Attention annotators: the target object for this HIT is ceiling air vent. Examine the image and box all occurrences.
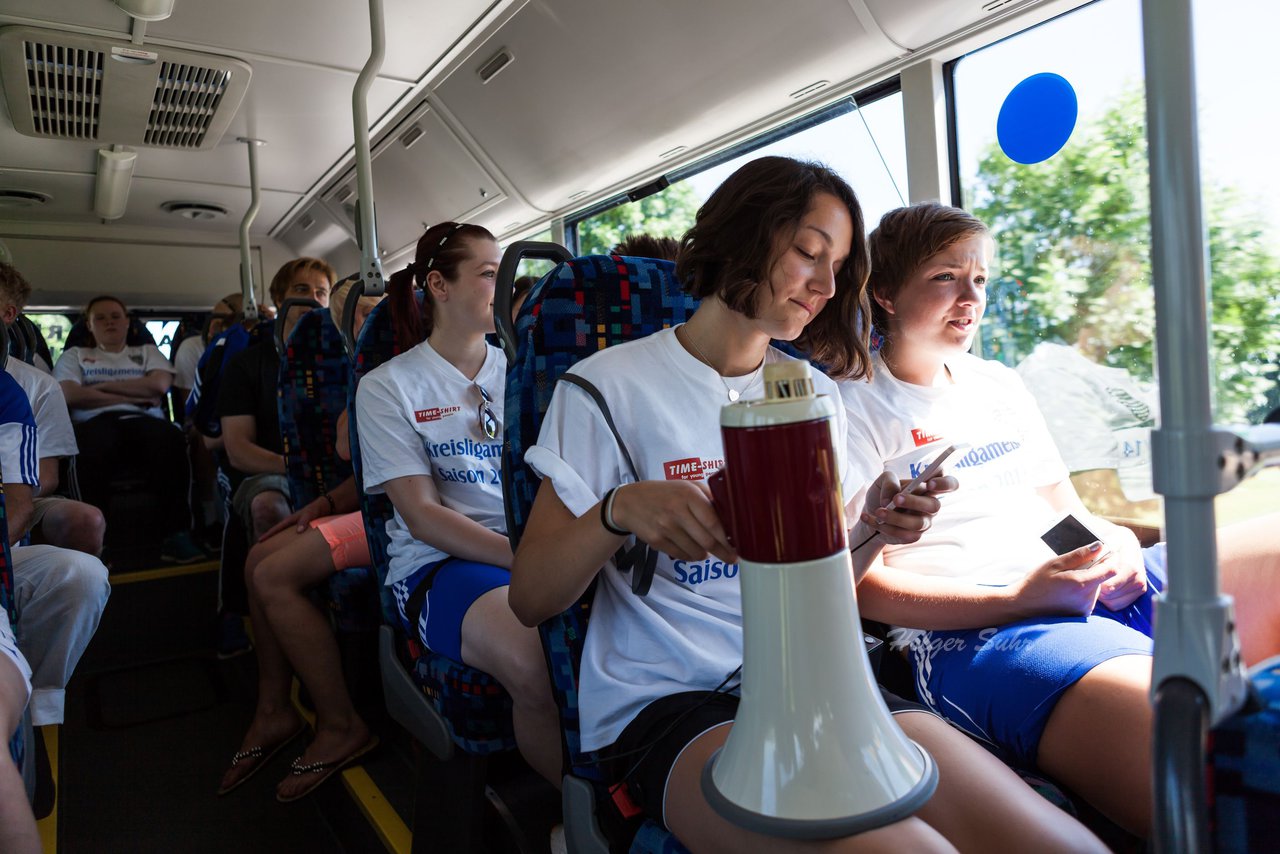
[981,0,1018,12]
[0,189,51,208]
[0,25,250,150]
[161,200,228,220]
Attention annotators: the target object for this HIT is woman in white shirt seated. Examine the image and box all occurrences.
[355,222,560,785]
[54,295,198,562]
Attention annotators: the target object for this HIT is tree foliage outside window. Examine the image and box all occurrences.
[574,181,700,256]
[970,89,1280,424]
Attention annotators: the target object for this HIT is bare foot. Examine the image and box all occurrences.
[275,718,375,802]
[218,707,304,794]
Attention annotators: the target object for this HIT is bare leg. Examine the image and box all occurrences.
[1217,514,1280,666]
[253,529,372,801]
[662,722,955,853]
[0,660,39,854]
[895,711,1105,853]
[218,530,303,792]
[460,587,562,786]
[1036,654,1153,837]
[31,500,105,556]
[249,490,290,542]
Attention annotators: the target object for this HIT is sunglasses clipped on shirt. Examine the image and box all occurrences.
[476,383,498,440]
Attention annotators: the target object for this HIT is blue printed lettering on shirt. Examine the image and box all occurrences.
[424,438,502,461]
[672,559,739,585]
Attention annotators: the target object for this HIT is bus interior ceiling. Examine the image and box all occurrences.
[0,0,1080,310]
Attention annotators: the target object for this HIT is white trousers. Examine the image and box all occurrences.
[12,545,110,726]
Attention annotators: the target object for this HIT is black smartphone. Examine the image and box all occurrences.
[1041,513,1100,556]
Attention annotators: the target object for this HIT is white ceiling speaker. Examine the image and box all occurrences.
[161,200,229,221]
[704,361,938,838]
[0,189,52,208]
[113,0,176,22]
[94,147,137,220]
[0,25,251,150]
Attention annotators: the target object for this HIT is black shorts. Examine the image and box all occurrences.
[604,687,930,829]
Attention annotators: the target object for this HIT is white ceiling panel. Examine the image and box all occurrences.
[863,0,1027,49]
[436,0,895,211]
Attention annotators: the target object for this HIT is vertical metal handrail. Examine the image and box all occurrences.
[352,0,386,300]
[238,137,264,321]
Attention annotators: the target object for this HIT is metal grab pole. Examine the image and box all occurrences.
[1141,0,1249,850]
[238,137,265,321]
[352,0,386,299]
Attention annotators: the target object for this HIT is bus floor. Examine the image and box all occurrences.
[51,566,407,853]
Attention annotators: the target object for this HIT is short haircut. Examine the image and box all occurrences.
[675,156,871,380]
[867,203,990,334]
[611,234,679,262]
[268,257,337,306]
[0,262,32,312]
[84,294,128,316]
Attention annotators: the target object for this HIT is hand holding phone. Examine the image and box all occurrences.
[1041,513,1111,566]
[882,444,958,510]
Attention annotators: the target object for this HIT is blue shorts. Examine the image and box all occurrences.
[906,545,1167,767]
[391,558,510,662]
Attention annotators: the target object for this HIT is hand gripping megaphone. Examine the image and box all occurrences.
[703,361,937,839]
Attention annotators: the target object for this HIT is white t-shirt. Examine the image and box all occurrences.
[6,358,78,459]
[356,340,507,587]
[1016,342,1158,502]
[172,335,205,392]
[839,351,1069,593]
[53,344,175,422]
[527,327,853,752]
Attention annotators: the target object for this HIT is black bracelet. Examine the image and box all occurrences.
[600,486,629,536]
[320,492,336,514]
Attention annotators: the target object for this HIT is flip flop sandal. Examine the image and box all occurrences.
[276,735,380,803]
[216,725,306,796]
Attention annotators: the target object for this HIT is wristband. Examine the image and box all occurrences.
[320,492,336,514]
[600,486,629,536]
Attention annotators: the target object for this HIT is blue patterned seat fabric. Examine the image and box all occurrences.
[0,471,22,767]
[504,254,697,854]
[348,295,516,754]
[1210,656,1280,851]
[278,308,379,633]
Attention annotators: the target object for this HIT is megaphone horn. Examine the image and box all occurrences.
[703,361,937,839]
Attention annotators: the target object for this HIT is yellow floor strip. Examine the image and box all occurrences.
[289,682,411,854]
[108,560,219,586]
[36,725,58,854]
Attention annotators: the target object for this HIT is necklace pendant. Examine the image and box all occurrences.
[727,388,740,402]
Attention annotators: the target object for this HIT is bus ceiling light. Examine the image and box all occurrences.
[113,0,176,21]
[703,361,937,838]
[94,147,137,220]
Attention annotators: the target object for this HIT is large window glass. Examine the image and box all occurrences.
[572,88,908,256]
[953,0,1280,528]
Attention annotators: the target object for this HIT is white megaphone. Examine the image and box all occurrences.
[703,361,937,839]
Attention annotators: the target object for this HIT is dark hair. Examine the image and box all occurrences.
[268,257,337,306]
[385,222,496,349]
[82,295,129,348]
[867,203,990,336]
[676,156,871,380]
[611,234,680,262]
[0,262,32,311]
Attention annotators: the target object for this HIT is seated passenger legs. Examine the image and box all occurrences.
[0,609,39,854]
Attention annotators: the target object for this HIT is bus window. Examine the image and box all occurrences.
[145,318,181,359]
[23,312,73,367]
[952,0,1280,529]
[572,87,907,254]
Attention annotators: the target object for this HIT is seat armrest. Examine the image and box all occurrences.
[562,774,611,854]
[378,625,453,760]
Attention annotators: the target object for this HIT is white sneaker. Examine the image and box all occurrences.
[549,823,567,854]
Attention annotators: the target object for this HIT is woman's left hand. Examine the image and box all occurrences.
[1096,528,1147,610]
[855,471,958,546]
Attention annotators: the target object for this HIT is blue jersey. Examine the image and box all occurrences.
[0,370,38,487]
[186,323,253,436]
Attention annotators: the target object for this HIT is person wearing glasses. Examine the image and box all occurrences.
[216,281,384,802]
[354,222,560,786]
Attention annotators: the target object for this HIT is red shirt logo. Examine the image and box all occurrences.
[415,406,461,423]
[663,457,705,481]
[911,428,942,447]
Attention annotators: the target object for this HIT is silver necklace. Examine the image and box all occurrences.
[681,327,764,403]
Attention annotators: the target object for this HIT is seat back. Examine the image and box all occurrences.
[0,324,23,769]
[277,307,379,633]
[63,315,151,350]
[502,253,696,850]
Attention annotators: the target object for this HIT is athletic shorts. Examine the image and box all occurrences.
[308,511,370,571]
[29,495,68,532]
[390,558,509,662]
[605,687,931,831]
[906,545,1167,767]
[231,473,290,533]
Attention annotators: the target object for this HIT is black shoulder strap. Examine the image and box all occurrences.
[555,373,656,596]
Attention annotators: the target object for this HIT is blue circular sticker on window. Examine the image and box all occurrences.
[997,73,1078,165]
